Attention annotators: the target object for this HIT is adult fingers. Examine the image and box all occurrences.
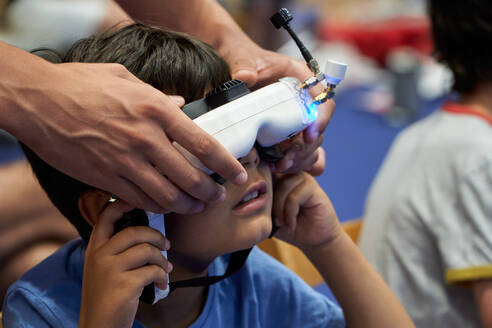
[274,134,323,174]
[304,98,335,143]
[256,53,312,88]
[233,70,259,88]
[221,42,259,87]
[90,199,134,248]
[110,175,164,213]
[161,107,247,185]
[144,136,227,205]
[117,243,172,273]
[106,225,169,256]
[120,155,205,214]
[284,150,319,175]
[306,147,326,176]
[271,56,335,144]
[168,95,185,107]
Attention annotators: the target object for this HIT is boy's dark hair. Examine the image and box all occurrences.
[22,23,231,242]
[427,0,492,94]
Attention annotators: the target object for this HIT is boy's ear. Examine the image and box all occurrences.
[78,191,112,227]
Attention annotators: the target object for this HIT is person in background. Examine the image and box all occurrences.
[359,0,492,327]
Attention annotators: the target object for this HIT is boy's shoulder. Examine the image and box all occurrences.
[2,239,86,327]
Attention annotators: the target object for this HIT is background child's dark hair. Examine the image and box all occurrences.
[22,23,232,242]
[427,0,492,95]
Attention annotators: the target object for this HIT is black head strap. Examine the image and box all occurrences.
[169,248,252,292]
[139,248,253,303]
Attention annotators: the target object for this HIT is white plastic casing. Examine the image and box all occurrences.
[146,212,170,304]
[174,77,317,173]
[324,60,347,86]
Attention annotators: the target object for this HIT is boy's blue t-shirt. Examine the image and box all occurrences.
[3,239,345,328]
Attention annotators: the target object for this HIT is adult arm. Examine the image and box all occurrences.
[116,0,330,175]
[98,0,133,32]
[0,41,247,213]
[473,279,492,328]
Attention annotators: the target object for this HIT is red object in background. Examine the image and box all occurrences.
[318,17,432,66]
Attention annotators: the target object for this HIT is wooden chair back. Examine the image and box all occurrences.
[258,219,363,286]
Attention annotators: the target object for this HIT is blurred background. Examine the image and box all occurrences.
[0,0,453,307]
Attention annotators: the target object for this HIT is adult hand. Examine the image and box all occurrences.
[219,41,334,175]
[118,0,331,175]
[2,45,247,214]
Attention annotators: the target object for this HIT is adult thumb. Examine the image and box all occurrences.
[230,57,258,87]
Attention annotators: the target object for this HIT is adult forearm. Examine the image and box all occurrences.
[164,0,250,48]
[0,42,50,138]
[116,0,252,49]
[99,0,133,33]
[304,233,414,328]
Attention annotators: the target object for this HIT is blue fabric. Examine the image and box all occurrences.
[3,239,345,328]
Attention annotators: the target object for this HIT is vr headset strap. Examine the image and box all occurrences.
[168,247,253,292]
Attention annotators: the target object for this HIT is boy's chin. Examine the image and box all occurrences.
[231,219,273,252]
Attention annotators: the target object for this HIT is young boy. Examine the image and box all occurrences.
[2,24,413,328]
[359,1,492,327]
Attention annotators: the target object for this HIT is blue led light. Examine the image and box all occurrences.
[307,102,318,121]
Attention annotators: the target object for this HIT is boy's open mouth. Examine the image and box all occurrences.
[232,181,268,214]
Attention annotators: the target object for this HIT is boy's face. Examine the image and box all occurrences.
[164,147,273,262]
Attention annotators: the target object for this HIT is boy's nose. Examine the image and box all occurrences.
[239,148,260,169]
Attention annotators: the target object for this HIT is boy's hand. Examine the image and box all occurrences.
[272,172,343,252]
[79,200,172,328]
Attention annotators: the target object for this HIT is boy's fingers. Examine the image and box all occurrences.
[272,174,304,225]
[91,200,134,247]
[283,180,314,229]
[118,243,172,273]
[106,226,169,255]
[129,265,169,291]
